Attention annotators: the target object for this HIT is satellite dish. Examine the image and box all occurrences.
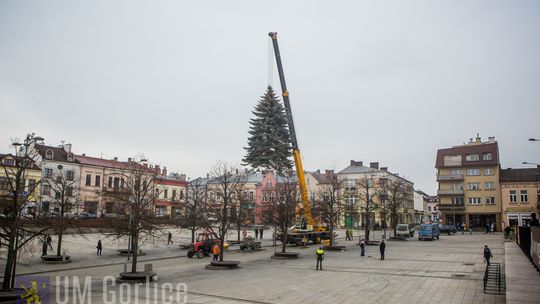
[57,165,63,170]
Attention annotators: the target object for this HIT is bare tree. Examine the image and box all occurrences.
[263,175,298,253]
[385,178,412,237]
[231,187,255,243]
[0,134,49,292]
[180,177,207,243]
[357,176,379,241]
[315,172,343,246]
[106,158,161,273]
[201,162,246,262]
[42,168,79,257]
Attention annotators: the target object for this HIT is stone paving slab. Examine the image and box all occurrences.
[505,242,540,304]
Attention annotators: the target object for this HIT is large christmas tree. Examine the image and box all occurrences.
[243,86,293,173]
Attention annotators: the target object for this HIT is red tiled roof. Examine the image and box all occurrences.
[76,155,150,172]
[435,142,499,168]
[35,144,77,163]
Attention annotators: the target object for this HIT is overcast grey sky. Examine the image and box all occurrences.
[1,1,539,194]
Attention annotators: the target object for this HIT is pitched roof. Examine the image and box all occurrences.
[338,165,380,175]
[35,144,77,164]
[500,167,540,183]
[309,171,334,184]
[0,153,41,170]
[75,155,149,171]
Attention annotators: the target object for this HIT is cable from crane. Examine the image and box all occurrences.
[268,35,274,88]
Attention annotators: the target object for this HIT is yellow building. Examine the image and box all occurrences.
[500,166,540,227]
[436,136,502,231]
[0,153,42,216]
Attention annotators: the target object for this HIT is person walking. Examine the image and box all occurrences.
[484,245,493,266]
[46,235,53,250]
[259,229,264,239]
[96,240,102,256]
[167,231,173,245]
[360,239,365,256]
[42,239,48,257]
[490,223,495,234]
[379,240,386,260]
[242,228,248,239]
[315,247,324,270]
[255,229,259,239]
[212,244,220,262]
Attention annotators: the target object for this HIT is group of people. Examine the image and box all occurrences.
[484,223,496,234]
[242,228,264,239]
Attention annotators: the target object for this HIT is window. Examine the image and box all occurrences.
[344,195,359,206]
[45,150,54,160]
[44,168,53,178]
[466,154,479,161]
[466,168,480,176]
[468,197,481,205]
[467,183,480,190]
[520,190,528,202]
[27,179,36,193]
[452,183,464,190]
[509,190,517,202]
[484,182,495,190]
[450,169,461,175]
[95,175,101,187]
[120,178,125,188]
[452,197,464,205]
[85,174,91,186]
[486,197,495,205]
[108,176,113,188]
[0,177,9,190]
[66,170,75,181]
[443,155,462,166]
[172,189,177,201]
[113,177,120,189]
[262,192,268,202]
[180,190,184,200]
[5,159,14,166]
[66,186,73,197]
[484,168,493,176]
[483,153,493,161]
[164,189,168,199]
[249,191,254,200]
[428,206,432,212]
[345,179,357,190]
[42,185,51,196]
[266,180,272,188]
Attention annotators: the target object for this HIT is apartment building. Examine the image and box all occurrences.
[435,135,502,231]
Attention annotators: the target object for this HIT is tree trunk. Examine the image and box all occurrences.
[237,221,241,242]
[1,225,16,291]
[219,235,225,262]
[56,232,63,257]
[281,230,287,253]
[191,228,195,244]
[329,221,334,246]
[131,231,139,273]
[365,213,370,241]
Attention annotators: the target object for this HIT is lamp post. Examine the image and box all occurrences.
[528,138,539,142]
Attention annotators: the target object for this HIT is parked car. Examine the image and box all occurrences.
[418,224,440,241]
[439,224,457,235]
[396,224,411,238]
[75,212,97,220]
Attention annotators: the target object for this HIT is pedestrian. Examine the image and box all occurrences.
[530,213,539,227]
[315,247,324,270]
[461,223,465,235]
[242,228,248,239]
[259,229,264,239]
[96,240,102,256]
[42,240,48,257]
[484,245,493,266]
[490,223,495,234]
[360,239,365,256]
[46,235,53,250]
[379,240,386,260]
[349,229,353,241]
[167,231,173,245]
[212,244,220,262]
[255,229,259,239]
[484,224,489,234]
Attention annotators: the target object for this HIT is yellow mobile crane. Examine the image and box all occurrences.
[269,32,329,244]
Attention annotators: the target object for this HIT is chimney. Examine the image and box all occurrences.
[162,166,167,177]
[63,143,72,153]
[128,157,132,162]
[475,133,481,143]
[206,173,209,178]
[325,170,334,175]
[488,136,495,143]
[235,168,239,174]
[380,167,388,171]
[350,160,363,166]
[370,162,379,169]
[154,165,160,175]
[82,153,86,157]
[113,157,118,161]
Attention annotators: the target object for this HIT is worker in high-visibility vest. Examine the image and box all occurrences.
[315,247,324,270]
[212,244,220,261]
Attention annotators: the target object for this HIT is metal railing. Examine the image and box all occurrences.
[484,262,505,295]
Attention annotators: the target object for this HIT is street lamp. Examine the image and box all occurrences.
[528,138,539,142]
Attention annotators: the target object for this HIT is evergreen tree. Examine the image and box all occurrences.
[243,86,293,173]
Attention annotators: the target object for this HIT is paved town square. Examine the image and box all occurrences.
[1,230,506,303]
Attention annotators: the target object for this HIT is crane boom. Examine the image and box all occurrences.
[268,32,315,227]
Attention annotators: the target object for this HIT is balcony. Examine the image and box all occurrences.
[437,204,465,212]
[437,189,464,195]
[436,174,464,182]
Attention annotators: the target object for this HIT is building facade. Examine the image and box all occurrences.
[500,166,540,227]
[435,136,502,231]
[154,168,188,218]
[425,196,440,222]
[0,153,42,216]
